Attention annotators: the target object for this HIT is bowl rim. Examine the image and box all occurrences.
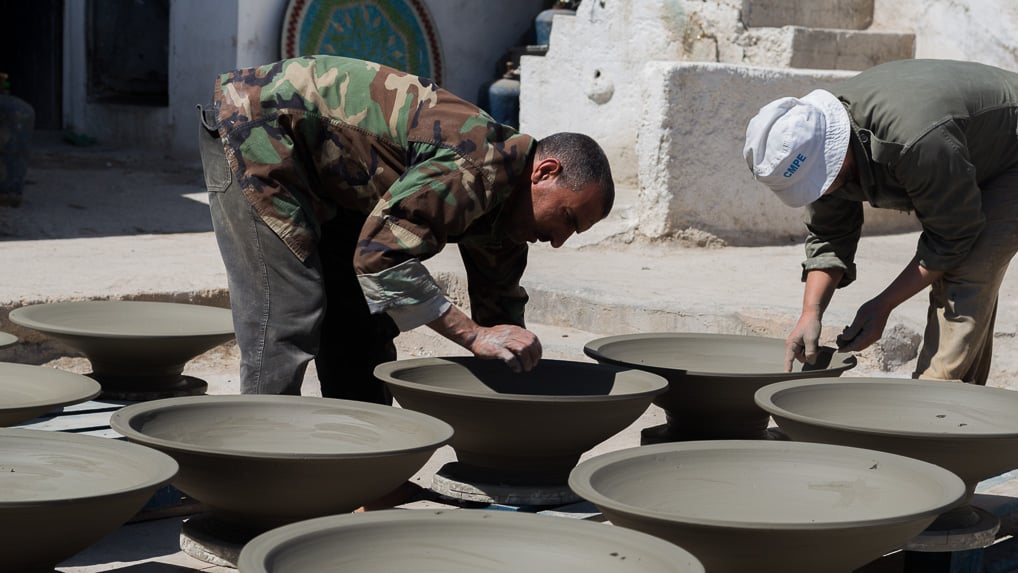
[374,356,669,403]
[0,331,16,348]
[8,300,236,339]
[109,394,455,459]
[568,439,966,531]
[583,332,857,379]
[237,508,706,573]
[0,362,102,413]
[755,377,1018,439]
[0,427,179,507]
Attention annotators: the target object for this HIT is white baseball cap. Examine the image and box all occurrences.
[743,89,851,208]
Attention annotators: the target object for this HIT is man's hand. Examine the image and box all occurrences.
[469,325,543,373]
[427,305,543,372]
[837,298,891,352]
[785,313,823,372]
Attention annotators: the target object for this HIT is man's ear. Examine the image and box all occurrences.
[531,157,562,183]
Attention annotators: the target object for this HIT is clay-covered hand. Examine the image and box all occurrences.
[785,314,823,372]
[837,299,890,352]
[469,324,543,373]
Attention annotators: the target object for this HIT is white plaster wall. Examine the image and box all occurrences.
[238,0,290,68]
[871,0,1018,71]
[64,0,241,159]
[520,0,690,187]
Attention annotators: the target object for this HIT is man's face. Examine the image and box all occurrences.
[509,174,606,247]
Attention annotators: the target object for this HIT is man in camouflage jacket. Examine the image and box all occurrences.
[197,55,614,403]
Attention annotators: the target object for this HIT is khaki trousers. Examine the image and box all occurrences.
[914,167,1018,385]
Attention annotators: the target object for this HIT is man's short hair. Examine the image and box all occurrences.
[535,132,615,218]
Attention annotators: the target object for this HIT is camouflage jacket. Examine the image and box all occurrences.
[213,55,534,331]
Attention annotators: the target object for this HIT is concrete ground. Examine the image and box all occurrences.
[5,133,1018,571]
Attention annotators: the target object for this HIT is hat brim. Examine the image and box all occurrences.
[783,89,850,208]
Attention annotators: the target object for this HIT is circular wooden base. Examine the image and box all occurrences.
[905,505,1000,552]
[431,462,580,506]
[179,513,259,567]
[98,374,207,401]
[639,422,787,445]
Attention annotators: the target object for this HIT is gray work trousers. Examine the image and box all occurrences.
[913,167,1018,385]
[196,106,397,403]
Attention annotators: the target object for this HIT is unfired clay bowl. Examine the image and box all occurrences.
[756,377,1018,501]
[374,356,668,483]
[110,395,454,531]
[0,331,17,348]
[0,362,102,426]
[8,300,235,395]
[0,428,179,572]
[237,509,705,573]
[569,440,965,573]
[584,332,856,440]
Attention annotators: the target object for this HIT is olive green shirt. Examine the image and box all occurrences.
[804,59,1018,286]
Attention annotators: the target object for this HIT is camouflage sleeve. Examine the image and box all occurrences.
[356,259,452,330]
[457,237,528,327]
[353,143,498,330]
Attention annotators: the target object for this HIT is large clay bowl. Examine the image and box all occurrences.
[569,440,966,573]
[109,395,453,530]
[0,331,17,348]
[0,362,102,426]
[374,356,668,483]
[238,509,704,573]
[584,332,856,439]
[756,377,1018,499]
[0,428,178,572]
[8,300,235,393]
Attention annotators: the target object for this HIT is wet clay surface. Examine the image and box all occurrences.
[569,440,966,573]
[375,357,667,482]
[0,362,100,426]
[0,429,178,572]
[8,301,235,392]
[584,333,856,439]
[110,395,454,530]
[757,378,1018,492]
[237,509,706,573]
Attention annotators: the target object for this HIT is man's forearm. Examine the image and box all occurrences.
[802,268,844,318]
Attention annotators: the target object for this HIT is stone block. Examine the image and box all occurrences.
[742,0,874,30]
[786,27,916,71]
[634,61,919,245]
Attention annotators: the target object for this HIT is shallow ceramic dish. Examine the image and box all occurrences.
[374,356,667,483]
[0,428,179,572]
[569,440,965,573]
[756,377,1018,498]
[584,332,856,440]
[8,300,235,394]
[0,362,102,426]
[237,508,705,573]
[110,395,454,530]
[0,331,17,348]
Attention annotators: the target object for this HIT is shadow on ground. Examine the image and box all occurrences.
[0,130,211,240]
